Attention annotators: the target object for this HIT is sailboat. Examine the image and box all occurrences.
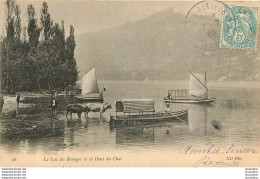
[75,68,104,103]
[164,72,216,104]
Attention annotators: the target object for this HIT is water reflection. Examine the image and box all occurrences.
[115,127,155,145]
[113,119,189,149]
[65,121,77,149]
[0,81,260,153]
[188,104,208,136]
[170,103,224,143]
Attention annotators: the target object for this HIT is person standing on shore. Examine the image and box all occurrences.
[0,96,4,113]
[16,92,20,109]
[49,94,58,115]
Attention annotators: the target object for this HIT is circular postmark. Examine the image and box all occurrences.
[186,1,236,51]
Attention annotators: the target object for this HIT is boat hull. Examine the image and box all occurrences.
[75,96,103,103]
[164,98,216,104]
[109,110,188,127]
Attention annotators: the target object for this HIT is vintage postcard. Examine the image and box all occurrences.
[0,0,260,167]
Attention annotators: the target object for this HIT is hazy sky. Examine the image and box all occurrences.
[0,0,192,37]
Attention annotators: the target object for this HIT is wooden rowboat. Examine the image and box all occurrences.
[109,99,188,127]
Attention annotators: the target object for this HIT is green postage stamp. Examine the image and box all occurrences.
[220,6,258,50]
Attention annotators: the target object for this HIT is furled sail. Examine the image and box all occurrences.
[189,72,208,99]
[82,68,99,96]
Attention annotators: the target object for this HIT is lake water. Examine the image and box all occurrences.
[0,81,260,154]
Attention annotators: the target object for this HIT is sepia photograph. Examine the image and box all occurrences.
[0,0,259,167]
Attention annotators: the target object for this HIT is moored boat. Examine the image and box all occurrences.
[109,99,188,127]
[164,72,216,104]
[75,68,104,103]
[164,98,216,104]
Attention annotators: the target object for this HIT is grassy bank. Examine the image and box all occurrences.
[0,92,70,140]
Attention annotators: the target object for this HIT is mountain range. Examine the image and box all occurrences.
[75,8,260,81]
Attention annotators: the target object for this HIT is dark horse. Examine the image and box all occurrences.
[66,104,89,119]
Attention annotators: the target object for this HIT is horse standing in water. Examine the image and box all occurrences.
[66,103,112,120]
[84,103,112,117]
[66,104,89,119]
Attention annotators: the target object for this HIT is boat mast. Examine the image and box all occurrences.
[0,44,1,97]
[205,72,208,99]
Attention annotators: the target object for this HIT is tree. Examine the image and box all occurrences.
[52,22,65,59]
[1,1,78,92]
[27,4,40,48]
[3,0,16,92]
[65,25,78,86]
[14,4,21,39]
[50,22,66,88]
[6,0,15,40]
[40,2,53,40]
[34,40,56,91]
[66,25,76,59]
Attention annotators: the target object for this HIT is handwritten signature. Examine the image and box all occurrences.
[178,144,258,155]
[193,155,239,167]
